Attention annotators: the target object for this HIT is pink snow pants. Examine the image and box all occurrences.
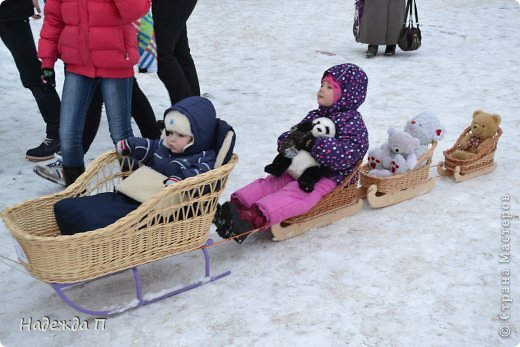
[231,173,337,226]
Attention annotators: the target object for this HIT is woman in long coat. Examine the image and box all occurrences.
[356,0,406,57]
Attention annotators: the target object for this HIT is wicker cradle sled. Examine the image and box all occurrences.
[358,141,438,208]
[2,151,238,315]
[438,127,502,182]
[270,162,364,241]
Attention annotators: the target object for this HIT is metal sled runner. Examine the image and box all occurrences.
[2,151,238,315]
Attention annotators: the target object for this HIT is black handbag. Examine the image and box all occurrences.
[398,0,422,51]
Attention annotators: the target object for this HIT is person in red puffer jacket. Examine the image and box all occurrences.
[38,0,151,186]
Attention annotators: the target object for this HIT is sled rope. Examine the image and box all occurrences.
[206,226,267,248]
[0,254,33,278]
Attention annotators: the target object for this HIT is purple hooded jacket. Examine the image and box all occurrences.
[278,63,369,184]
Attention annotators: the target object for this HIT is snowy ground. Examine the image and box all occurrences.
[1,0,520,346]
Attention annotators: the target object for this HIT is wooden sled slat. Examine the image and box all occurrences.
[365,178,436,209]
[453,163,497,182]
[269,163,364,241]
[360,141,438,208]
[437,160,452,176]
[439,127,502,182]
[270,199,363,241]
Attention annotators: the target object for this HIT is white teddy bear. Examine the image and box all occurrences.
[404,112,446,157]
[367,128,420,177]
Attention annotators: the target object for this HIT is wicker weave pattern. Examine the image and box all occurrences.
[2,151,238,283]
[282,163,361,224]
[442,127,502,174]
[359,142,437,193]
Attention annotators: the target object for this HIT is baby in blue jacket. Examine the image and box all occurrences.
[55,96,223,235]
[117,96,217,183]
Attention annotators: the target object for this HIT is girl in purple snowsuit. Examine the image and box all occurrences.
[214,63,369,243]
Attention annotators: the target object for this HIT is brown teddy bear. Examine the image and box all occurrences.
[452,110,501,160]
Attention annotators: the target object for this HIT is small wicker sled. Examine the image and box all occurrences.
[270,162,364,241]
[359,141,438,208]
[438,127,502,182]
[2,150,238,315]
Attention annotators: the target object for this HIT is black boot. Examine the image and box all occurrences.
[213,202,252,244]
[213,203,233,239]
[365,45,378,58]
[227,202,253,244]
[63,165,85,187]
[384,45,396,56]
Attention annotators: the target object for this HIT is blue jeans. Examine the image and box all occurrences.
[60,72,133,167]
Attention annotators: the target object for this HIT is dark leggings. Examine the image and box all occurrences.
[152,0,200,104]
[0,18,60,139]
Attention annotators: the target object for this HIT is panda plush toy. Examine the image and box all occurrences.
[265,117,336,192]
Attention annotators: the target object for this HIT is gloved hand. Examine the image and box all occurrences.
[116,139,131,156]
[41,68,56,88]
[293,131,315,152]
[279,138,297,158]
[295,120,313,132]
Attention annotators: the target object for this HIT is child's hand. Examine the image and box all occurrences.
[116,139,131,156]
[164,176,180,186]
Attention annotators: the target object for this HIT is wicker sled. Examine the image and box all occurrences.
[2,151,238,315]
[359,141,438,208]
[438,127,502,182]
[270,163,364,241]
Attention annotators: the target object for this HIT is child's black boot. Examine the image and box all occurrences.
[227,202,253,244]
[213,203,233,239]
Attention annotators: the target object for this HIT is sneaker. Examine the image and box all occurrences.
[26,137,60,161]
[33,155,65,186]
[365,45,378,58]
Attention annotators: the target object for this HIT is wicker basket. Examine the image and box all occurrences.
[442,127,502,175]
[281,162,361,225]
[2,151,238,284]
[360,141,437,193]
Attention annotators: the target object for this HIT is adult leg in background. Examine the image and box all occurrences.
[132,77,160,139]
[152,0,200,104]
[0,18,61,161]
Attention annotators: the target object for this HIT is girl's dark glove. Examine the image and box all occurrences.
[41,68,56,88]
[295,120,313,132]
[294,131,315,152]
